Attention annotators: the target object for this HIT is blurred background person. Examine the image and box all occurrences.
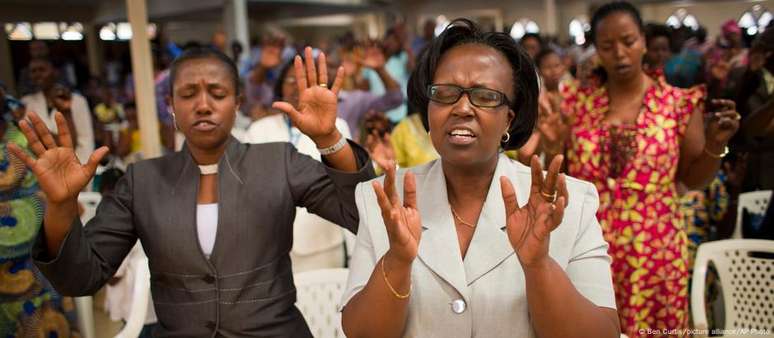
[21,57,94,166]
[361,28,414,124]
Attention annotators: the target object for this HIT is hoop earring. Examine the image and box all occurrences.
[501,131,510,143]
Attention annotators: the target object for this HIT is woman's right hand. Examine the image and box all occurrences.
[8,111,108,205]
[372,165,422,265]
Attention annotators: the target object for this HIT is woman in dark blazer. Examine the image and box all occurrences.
[9,47,375,337]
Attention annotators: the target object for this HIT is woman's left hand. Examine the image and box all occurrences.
[706,99,741,148]
[272,47,345,146]
[500,155,569,268]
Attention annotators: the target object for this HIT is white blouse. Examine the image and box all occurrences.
[196,203,218,258]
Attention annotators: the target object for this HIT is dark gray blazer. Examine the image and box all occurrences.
[33,137,375,337]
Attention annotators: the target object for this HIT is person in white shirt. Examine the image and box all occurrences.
[244,59,354,272]
[21,58,94,165]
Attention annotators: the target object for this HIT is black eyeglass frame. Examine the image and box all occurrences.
[427,84,512,108]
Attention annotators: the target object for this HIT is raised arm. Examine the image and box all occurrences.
[9,112,108,255]
[361,45,401,93]
[500,155,619,338]
[9,111,136,296]
[342,166,420,338]
[677,99,740,189]
[272,47,359,172]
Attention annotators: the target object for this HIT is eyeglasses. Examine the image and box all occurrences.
[427,84,511,108]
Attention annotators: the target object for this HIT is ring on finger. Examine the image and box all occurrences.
[319,83,328,88]
[540,190,557,203]
[733,113,741,120]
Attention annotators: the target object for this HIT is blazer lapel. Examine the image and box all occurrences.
[463,155,529,285]
[209,138,246,266]
[417,160,470,300]
[169,145,209,266]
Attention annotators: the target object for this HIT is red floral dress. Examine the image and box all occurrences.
[561,77,705,337]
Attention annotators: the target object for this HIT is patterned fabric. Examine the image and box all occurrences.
[0,124,78,337]
[561,77,705,337]
[681,173,729,269]
[680,172,729,331]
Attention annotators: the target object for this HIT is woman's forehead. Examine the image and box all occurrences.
[596,13,641,38]
[435,44,512,90]
[175,58,233,85]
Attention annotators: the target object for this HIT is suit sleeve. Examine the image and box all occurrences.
[32,165,138,296]
[564,182,617,309]
[284,141,376,234]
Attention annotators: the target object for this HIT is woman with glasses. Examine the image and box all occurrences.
[340,19,620,338]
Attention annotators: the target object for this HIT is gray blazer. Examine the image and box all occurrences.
[33,137,375,337]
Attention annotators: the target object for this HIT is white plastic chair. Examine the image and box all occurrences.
[73,192,102,338]
[294,268,349,338]
[114,255,151,338]
[732,190,772,239]
[691,239,774,337]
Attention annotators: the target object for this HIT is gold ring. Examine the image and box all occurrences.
[733,113,741,121]
[319,83,328,88]
[540,190,557,202]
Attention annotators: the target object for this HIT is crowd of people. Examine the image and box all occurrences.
[1,0,773,337]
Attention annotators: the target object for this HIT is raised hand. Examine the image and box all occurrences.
[360,45,386,70]
[536,92,568,155]
[366,130,395,172]
[706,99,740,148]
[272,47,344,145]
[373,166,421,265]
[500,155,569,268]
[8,111,109,205]
[49,84,73,113]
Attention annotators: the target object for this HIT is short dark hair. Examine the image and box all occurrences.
[645,23,672,47]
[520,33,543,46]
[407,18,539,150]
[168,46,240,96]
[535,48,559,68]
[590,1,644,44]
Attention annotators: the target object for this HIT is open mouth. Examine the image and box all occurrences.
[447,128,477,145]
[192,120,217,132]
[615,64,632,74]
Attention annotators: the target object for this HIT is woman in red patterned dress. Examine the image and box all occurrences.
[539,2,741,337]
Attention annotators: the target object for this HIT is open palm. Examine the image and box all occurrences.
[8,111,108,204]
[360,46,386,69]
[500,155,568,267]
[272,47,344,141]
[373,165,422,264]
